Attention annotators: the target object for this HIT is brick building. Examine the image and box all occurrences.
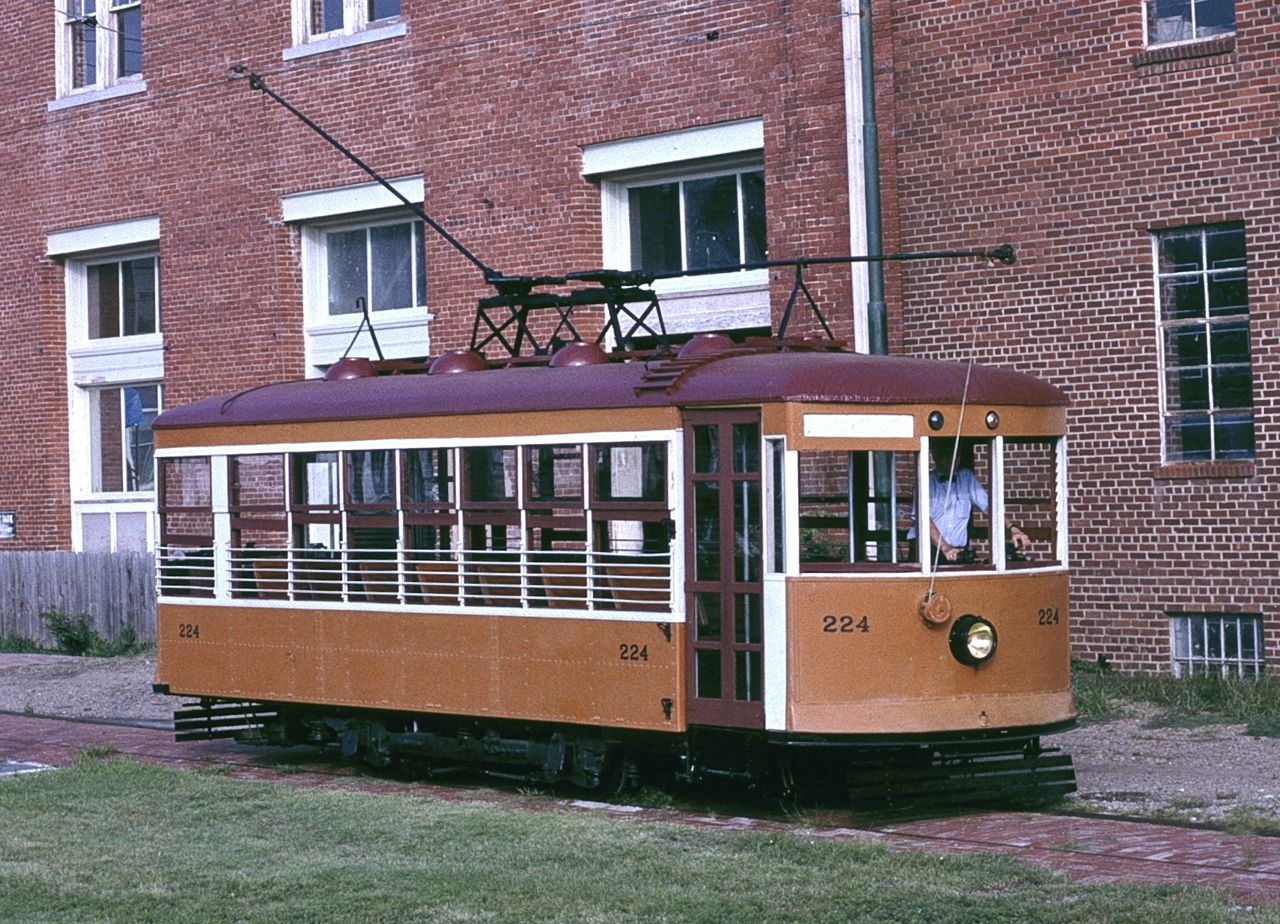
[0,0,1273,676]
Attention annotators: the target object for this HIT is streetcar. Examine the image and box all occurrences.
[152,331,1075,805]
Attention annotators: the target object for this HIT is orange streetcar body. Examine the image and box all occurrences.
[153,340,1075,799]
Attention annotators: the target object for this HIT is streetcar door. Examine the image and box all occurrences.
[684,410,764,728]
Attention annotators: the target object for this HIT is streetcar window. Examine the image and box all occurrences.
[592,443,666,506]
[345,450,397,602]
[159,457,212,546]
[291,452,341,550]
[525,444,588,609]
[157,457,213,598]
[526,444,583,508]
[1002,439,1062,567]
[229,454,287,598]
[925,438,993,568]
[402,449,458,606]
[798,450,918,570]
[462,446,517,507]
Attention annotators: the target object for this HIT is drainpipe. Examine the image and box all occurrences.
[860,0,887,355]
[840,0,887,355]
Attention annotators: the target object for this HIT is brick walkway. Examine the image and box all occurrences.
[2,711,1278,906]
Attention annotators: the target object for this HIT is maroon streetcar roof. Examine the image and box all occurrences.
[153,350,1066,431]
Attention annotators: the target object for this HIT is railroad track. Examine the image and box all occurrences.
[2,711,1279,905]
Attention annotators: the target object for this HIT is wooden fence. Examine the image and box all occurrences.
[0,552,155,645]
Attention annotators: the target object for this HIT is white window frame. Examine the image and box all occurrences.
[1153,224,1252,463]
[51,0,147,110]
[1143,0,1235,48]
[50,218,164,551]
[584,120,769,337]
[284,177,432,375]
[285,0,407,60]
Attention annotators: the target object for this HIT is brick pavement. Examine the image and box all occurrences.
[1,712,1277,906]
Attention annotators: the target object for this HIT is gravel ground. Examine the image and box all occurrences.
[2,653,1278,825]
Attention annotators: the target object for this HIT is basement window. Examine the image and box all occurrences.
[1170,612,1264,678]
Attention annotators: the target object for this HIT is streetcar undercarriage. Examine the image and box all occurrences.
[172,698,1076,809]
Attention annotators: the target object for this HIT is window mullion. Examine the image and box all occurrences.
[95,4,110,89]
[735,172,746,265]
[364,227,374,311]
[677,181,689,272]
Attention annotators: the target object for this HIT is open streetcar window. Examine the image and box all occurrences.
[525,444,588,609]
[162,437,678,614]
[403,448,459,605]
[798,450,918,571]
[157,457,213,597]
[345,449,398,602]
[1002,439,1063,567]
[229,454,288,599]
[923,438,995,568]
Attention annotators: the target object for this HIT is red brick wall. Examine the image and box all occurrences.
[879,0,1280,671]
[0,1,856,550]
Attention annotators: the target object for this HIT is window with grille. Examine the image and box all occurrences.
[1155,223,1252,461]
[1170,612,1264,678]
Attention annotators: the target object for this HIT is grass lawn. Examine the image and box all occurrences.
[1,755,1274,923]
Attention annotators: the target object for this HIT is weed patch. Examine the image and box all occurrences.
[1073,661,1280,725]
[37,610,148,657]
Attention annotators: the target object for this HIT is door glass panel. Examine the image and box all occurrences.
[694,482,721,580]
[735,650,762,702]
[732,422,759,473]
[735,593,761,644]
[733,480,760,582]
[693,425,718,473]
[696,649,722,699]
[695,592,721,641]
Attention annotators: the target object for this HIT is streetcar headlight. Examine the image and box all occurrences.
[949,615,998,666]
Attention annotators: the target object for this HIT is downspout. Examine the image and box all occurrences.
[860,0,888,355]
[840,0,887,355]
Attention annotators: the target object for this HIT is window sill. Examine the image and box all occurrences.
[48,80,147,113]
[1152,460,1255,480]
[1132,35,1235,67]
[283,21,407,61]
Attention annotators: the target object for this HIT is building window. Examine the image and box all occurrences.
[1145,0,1234,46]
[1170,613,1263,678]
[56,0,143,99]
[321,219,425,317]
[50,219,164,551]
[288,0,404,57]
[628,168,765,276]
[284,178,431,372]
[90,384,161,493]
[584,120,769,337]
[1156,223,1252,461]
[87,256,157,338]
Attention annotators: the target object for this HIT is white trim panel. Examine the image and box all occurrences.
[157,596,681,624]
[282,176,425,223]
[763,574,788,731]
[156,429,680,459]
[803,413,914,440]
[48,217,160,257]
[581,119,764,176]
[282,21,406,60]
